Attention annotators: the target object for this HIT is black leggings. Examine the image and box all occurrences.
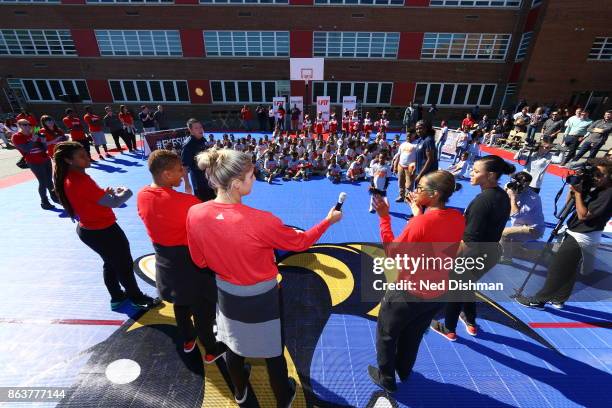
[225,348,290,407]
[534,234,582,303]
[29,159,54,203]
[123,129,137,151]
[77,223,144,301]
[444,302,477,332]
[173,299,218,353]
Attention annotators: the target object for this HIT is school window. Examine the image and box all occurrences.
[210,81,278,103]
[413,83,497,107]
[429,0,521,7]
[199,0,288,3]
[0,0,59,2]
[95,30,182,57]
[313,32,399,59]
[0,30,75,56]
[109,80,189,102]
[8,79,90,102]
[314,0,403,5]
[204,31,289,57]
[87,0,172,3]
[421,33,511,60]
[588,37,612,60]
[515,32,533,61]
[311,81,393,105]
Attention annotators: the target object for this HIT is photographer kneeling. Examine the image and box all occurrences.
[500,172,545,264]
[516,159,612,310]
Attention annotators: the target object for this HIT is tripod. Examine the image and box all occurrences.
[511,194,576,298]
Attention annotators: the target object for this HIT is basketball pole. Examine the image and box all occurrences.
[305,79,309,118]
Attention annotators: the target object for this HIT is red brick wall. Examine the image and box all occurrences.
[71,29,100,57]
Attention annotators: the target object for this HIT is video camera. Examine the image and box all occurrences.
[506,171,532,194]
[566,161,596,190]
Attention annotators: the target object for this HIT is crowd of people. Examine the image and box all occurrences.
[4,101,612,405]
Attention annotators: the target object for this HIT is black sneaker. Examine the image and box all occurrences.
[50,191,61,204]
[367,365,397,393]
[548,301,565,310]
[110,292,128,311]
[41,201,55,210]
[130,294,162,309]
[285,377,297,407]
[515,295,545,310]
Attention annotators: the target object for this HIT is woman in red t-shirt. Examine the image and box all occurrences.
[137,149,223,363]
[11,119,58,209]
[118,105,136,152]
[53,141,159,310]
[186,149,342,406]
[367,170,465,393]
[39,115,67,157]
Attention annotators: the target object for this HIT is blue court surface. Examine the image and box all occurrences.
[0,132,610,408]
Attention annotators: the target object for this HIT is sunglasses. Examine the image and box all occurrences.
[415,185,435,193]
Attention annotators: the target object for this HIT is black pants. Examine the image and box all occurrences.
[77,223,144,301]
[29,159,54,203]
[574,140,605,161]
[174,299,218,353]
[376,290,442,387]
[195,185,216,202]
[268,116,275,131]
[444,302,477,332]
[534,234,582,303]
[258,117,267,131]
[532,187,541,194]
[226,348,290,407]
[561,136,580,164]
[123,130,137,151]
[110,129,126,151]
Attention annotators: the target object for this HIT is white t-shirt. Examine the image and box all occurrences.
[398,141,417,167]
[371,162,390,190]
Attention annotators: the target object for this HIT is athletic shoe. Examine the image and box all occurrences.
[285,377,297,407]
[459,312,478,336]
[203,342,226,364]
[233,363,252,405]
[515,295,545,310]
[110,292,128,311]
[367,365,397,393]
[106,154,113,159]
[41,201,55,210]
[369,206,376,214]
[395,196,404,203]
[430,320,457,341]
[548,301,565,310]
[130,295,162,310]
[183,339,197,353]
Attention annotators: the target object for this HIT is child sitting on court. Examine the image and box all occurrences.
[263,151,281,183]
[347,155,366,182]
[294,152,312,181]
[283,152,301,181]
[447,151,470,180]
[327,156,342,183]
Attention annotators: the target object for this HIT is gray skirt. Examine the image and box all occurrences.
[91,131,106,146]
[216,277,282,358]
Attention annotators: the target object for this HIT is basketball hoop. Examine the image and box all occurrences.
[301,68,313,86]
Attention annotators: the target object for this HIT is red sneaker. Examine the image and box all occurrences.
[459,313,478,336]
[183,340,196,353]
[204,350,226,365]
[430,320,457,342]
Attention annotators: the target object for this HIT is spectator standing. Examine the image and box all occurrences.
[560,109,593,165]
[526,107,545,144]
[84,106,111,159]
[181,118,215,202]
[118,105,137,152]
[290,104,301,132]
[139,105,156,133]
[103,106,126,151]
[63,108,93,160]
[268,105,275,131]
[39,115,67,158]
[540,111,564,142]
[153,105,169,130]
[256,105,267,131]
[572,110,612,162]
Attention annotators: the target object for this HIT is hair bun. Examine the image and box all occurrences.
[504,162,516,175]
[454,182,463,192]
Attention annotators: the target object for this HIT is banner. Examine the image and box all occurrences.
[289,96,304,128]
[440,129,460,157]
[316,96,331,130]
[143,127,191,156]
[342,96,357,114]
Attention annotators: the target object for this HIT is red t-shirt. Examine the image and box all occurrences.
[187,201,330,286]
[461,118,475,129]
[16,113,38,127]
[84,113,103,132]
[119,112,134,126]
[380,208,465,299]
[64,170,116,230]
[241,108,253,121]
[40,127,65,157]
[63,116,85,141]
[329,119,338,133]
[11,131,48,164]
[137,186,201,246]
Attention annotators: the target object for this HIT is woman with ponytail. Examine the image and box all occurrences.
[53,142,159,310]
[367,171,465,393]
[431,155,513,340]
[39,115,67,157]
[186,148,342,407]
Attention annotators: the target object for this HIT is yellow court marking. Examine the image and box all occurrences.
[367,303,381,318]
[279,252,355,306]
[127,301,176,332]
[312,244,360,254]
[138,255,157,283]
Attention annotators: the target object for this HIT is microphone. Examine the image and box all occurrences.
[335,192,347,211]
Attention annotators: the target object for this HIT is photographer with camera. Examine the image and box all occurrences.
[500,172,545,264]
[513,137,554,194]
[517,158,612,310]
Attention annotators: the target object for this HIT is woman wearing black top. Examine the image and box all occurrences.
[431,155,513,340]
